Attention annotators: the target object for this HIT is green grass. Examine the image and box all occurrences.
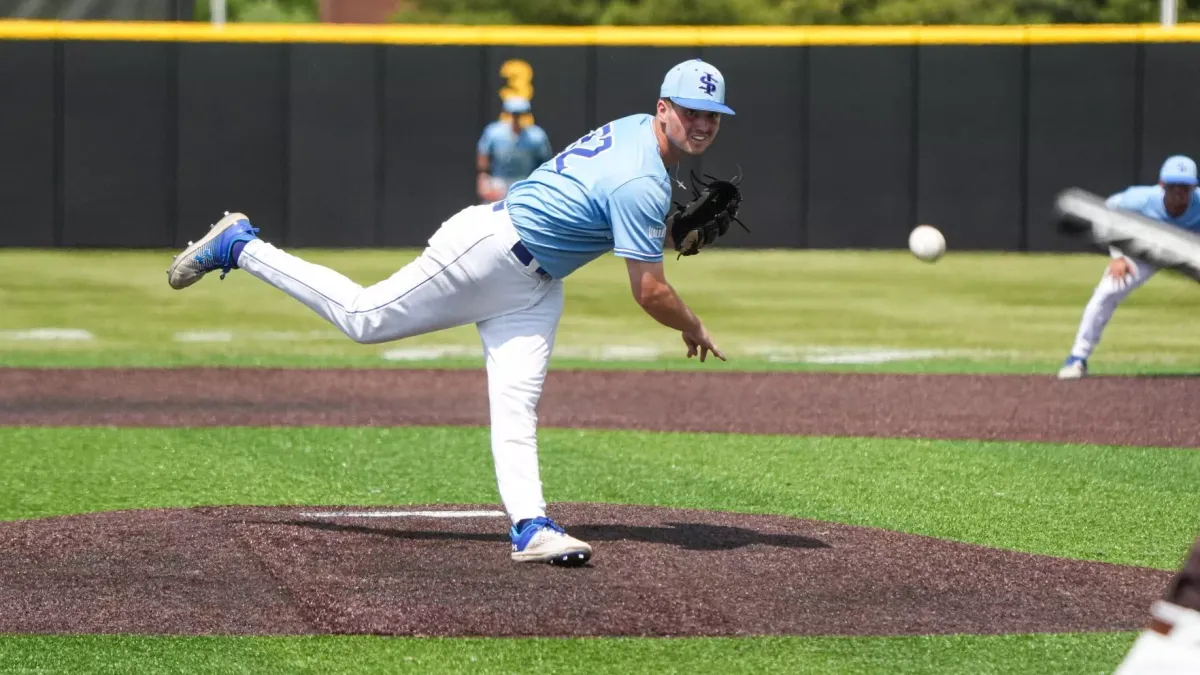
[0,633,1138,674]
[3,427,1195,569]
[0,424,1187,673]
[4,248,1200,372]
[2,247,1193,672]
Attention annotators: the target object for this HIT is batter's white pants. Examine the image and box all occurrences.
[1113,601,1200,674]
[237,203,564,524]
[1068,252,1159,359]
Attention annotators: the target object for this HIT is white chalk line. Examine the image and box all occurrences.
[380,344,669,361]
[777,349,951,365]
[0,328,94,341]
[382,344,1007,364]
[174,330,341,343]
[748,346,1004,364]
[381,345,478,360]
[298,510,506,519]
[175,330,233,343]
[166,330,1013,365]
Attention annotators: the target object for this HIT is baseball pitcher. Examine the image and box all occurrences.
[1056,155,1200,379]
[165,59,745,567]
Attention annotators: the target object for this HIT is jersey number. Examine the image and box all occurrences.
[554,124,614,173]
[500,59,533,102]
[499,59,535,126]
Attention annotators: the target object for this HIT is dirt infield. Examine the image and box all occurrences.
[1,367,1198,447]
[0,503,1171,637]
[0,366,1190,638]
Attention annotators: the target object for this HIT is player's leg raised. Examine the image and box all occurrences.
[236,204,545,344]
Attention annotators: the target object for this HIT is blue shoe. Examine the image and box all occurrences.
[167,211,259,290]
[1057,355,1087,380]
[509,516,592,566]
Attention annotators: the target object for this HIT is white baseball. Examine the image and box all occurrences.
[908,225,946,262]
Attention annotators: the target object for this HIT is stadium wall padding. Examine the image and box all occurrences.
[1,37,1197,252]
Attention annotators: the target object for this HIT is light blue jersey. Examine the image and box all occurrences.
[1106,185,1200,230]
[477,121,553,184]
[504,114,672,280]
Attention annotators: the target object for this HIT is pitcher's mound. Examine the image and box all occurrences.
[0,503,1169,637]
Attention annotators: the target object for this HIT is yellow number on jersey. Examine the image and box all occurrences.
[499,59,535,126]
[500,59,533,100]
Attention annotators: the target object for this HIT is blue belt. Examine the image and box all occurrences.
[492,200,550,279]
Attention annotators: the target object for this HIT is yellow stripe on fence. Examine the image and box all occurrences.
[0,20,1199,46]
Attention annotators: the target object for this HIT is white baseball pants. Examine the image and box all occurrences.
[237,202,564,524]
[1067,252,1159,359]
[1113,601,1200,674]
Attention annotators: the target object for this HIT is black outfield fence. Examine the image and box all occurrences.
[1,22,1198,251]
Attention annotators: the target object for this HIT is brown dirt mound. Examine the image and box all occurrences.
[2,368,1198,447]
[0,503,1169,637]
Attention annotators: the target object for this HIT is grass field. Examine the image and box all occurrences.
[2,248,1197,674]
[4,248,1200,372]
[1,427,1193,673]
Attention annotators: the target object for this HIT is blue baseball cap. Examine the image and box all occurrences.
[660,59,735,116]
[502,96,531,114]
[1160,154,1198,186]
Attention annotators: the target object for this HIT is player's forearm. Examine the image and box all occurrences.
[635,282,702,333]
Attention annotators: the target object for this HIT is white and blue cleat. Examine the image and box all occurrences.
[167,211,259,290]
[510,516,592,566]
[1057,355,1088,380]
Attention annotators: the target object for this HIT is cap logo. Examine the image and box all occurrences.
[699,73,718,96]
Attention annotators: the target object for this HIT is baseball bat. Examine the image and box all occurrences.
[1054,187,1200,284]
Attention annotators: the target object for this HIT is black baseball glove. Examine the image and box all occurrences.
[666,170,749,258]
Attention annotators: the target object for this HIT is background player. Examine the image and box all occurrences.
[1057,155,1200,379]
[476,96,553,203]
[165,58,735,567]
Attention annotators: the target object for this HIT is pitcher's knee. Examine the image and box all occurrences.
[330,310,385,344]
[334,294,398,344]
[344,320,389,344]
